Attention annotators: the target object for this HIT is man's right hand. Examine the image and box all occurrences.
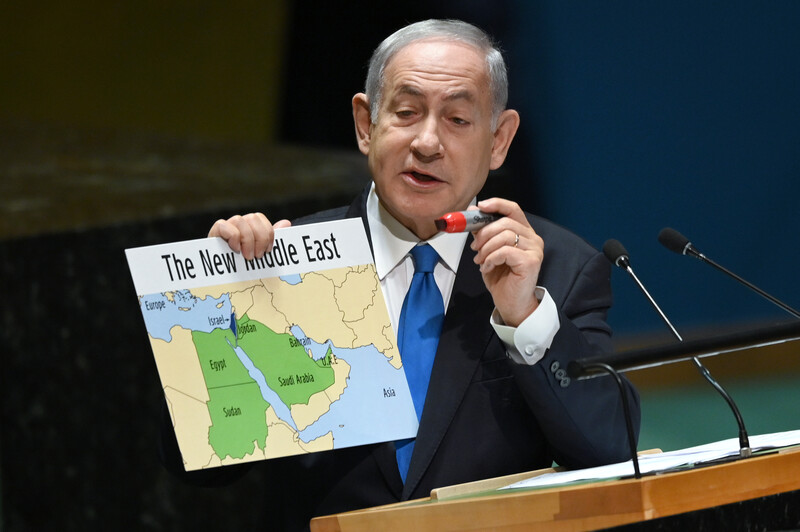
[208,213,292,260]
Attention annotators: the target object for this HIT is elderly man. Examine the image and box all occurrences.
[162,19,639,531]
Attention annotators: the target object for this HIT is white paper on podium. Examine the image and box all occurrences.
[501,429,800,491]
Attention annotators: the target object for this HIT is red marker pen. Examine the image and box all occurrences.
[435,211,503,233]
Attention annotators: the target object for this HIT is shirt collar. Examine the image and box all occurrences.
[366,183,469,280]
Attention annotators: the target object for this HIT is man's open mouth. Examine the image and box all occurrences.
[407,171,440,182]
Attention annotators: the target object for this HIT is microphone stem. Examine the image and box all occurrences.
[624,265,752,458]
[696,253,800,319]
[690,357,752,457]
[624,266,683,341]
[582,362,642,479]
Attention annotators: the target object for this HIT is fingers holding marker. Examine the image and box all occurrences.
[471,223,519,265]
[467,199,544,276]
[435,207,522,267]
[478,229,540,275]
[468,214,526,259]
[433,198,542,275]
[476,198,527,225]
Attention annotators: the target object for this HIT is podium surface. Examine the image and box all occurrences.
[311,446,800,531]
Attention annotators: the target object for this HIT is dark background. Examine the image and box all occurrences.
[2,1,799,530]
[279,1,800,337]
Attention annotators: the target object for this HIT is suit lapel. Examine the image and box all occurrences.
[401,240,495,499]
[344,186,373,256]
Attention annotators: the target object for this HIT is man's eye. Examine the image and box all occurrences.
[451,117,469,126]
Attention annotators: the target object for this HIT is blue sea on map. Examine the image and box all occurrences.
[279,274,302,285]
[299,355,416,445]
[289,325,331,361]
[283,325,417,446]
[141,291,232,341]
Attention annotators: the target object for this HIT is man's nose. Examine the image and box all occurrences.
[410,117,443,160]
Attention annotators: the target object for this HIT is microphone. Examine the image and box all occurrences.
[603,240,682,341]
[603,239,752,458]
[658,227,800,319]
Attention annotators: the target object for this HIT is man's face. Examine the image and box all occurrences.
[355,39,516,239]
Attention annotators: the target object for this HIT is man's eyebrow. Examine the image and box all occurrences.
[396,85,423,97]
[393,85,476,103]
[442,89,475,103]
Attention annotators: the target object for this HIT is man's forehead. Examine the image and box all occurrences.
[393,84,477,103]
[382,40,489,96]
[386,39,485,73]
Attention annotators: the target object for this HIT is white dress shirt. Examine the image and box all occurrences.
[366,184,560,365]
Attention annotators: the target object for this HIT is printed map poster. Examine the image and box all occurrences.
[126,218,418,471]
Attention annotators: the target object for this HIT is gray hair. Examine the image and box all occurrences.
[364,19,509,130]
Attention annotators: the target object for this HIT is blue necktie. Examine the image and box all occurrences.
[396,244,445,483]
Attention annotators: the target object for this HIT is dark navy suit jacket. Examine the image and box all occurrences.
[161,185,640,531]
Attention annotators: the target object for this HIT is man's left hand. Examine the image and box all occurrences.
[469,198,544,327]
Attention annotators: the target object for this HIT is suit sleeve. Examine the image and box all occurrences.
[510,250,641,469]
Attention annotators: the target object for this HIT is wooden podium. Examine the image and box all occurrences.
[310,446,800,531]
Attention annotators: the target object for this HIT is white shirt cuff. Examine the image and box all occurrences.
[490,287,560,366]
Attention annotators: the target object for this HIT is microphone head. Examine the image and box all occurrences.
[658,227,691,255]
[602,239,630,268]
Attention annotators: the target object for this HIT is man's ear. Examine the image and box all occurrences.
[352,93,372,156]
[489,109,521,170]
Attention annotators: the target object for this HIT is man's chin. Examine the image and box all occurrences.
[379,201,444,237]
[376,183,464,226]
[402,196,451,217]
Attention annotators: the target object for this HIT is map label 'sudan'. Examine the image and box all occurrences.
[126,219,418,471]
